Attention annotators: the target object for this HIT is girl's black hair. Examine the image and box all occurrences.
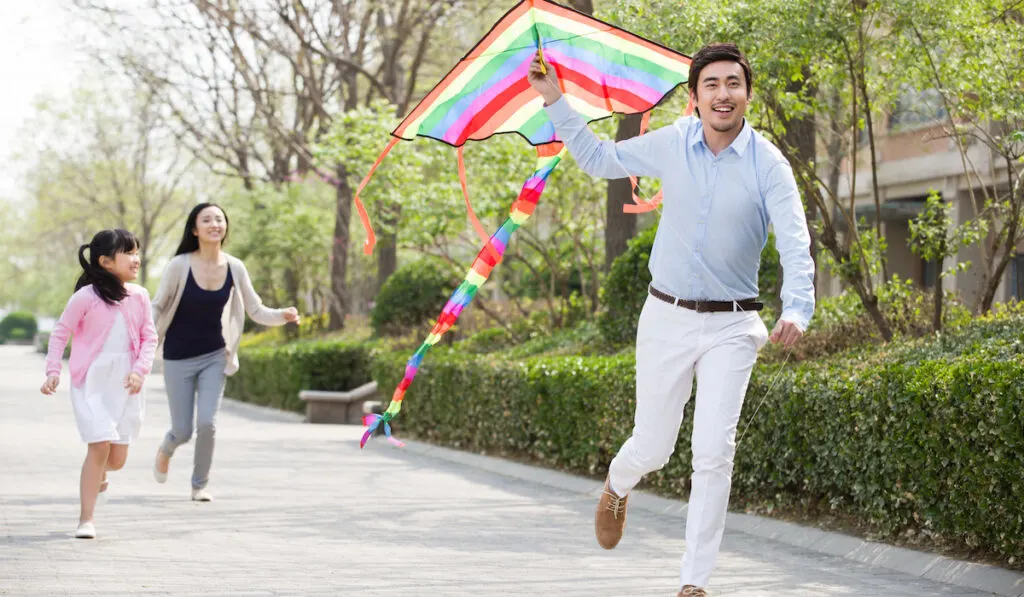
[175,203,229,255]
[75,229,140,305]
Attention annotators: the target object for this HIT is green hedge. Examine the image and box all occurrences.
[0,311,37,343]
[372,258,457,337]
[372,313,1024,564]
[225,340,372,413]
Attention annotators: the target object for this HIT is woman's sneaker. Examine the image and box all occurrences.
[191,488,213,502]
[74,521,96,539]
[153,450,169,484]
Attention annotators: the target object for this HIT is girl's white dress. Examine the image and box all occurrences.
[69,311,144,444]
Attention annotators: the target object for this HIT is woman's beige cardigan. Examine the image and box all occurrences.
[151,253,287,376]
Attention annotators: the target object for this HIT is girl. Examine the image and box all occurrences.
[152,203,298,502]
[42,229,158,539]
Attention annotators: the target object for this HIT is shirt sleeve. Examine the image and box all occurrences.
[151,256,180,327]
[45,292,88,377]
[764,161,816,331]
[235,260,288,327]
[132,289,158,377]
[543,96,676,180]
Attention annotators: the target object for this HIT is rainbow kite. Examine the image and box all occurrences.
[358,0,692,448]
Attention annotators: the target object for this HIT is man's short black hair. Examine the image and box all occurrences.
[687,43,753,116]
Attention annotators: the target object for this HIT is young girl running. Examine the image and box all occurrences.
[42,229,158,539]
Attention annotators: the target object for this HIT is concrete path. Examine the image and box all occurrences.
[1,345,1019,596]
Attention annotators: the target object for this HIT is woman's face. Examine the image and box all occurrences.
[193,206,227,245]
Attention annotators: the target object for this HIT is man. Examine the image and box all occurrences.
[528,43,815,596]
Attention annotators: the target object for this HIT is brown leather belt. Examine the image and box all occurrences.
[648,285,763,313]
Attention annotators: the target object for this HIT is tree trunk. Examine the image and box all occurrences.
[605,113,643,269]
[933,254,944,333]
[329,162,352,331]
[564,0,594,12]
[781,72,818,308]
[284,267,301,340]
[376,204,401,293]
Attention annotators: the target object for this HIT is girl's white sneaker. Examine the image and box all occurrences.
[74,522,96,539]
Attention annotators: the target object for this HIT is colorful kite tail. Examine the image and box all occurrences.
[360,143,567,449]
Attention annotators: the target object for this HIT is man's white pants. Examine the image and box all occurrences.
[608,295,768,589]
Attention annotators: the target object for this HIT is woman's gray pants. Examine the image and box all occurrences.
[159,349,227,490]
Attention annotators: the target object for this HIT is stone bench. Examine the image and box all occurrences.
[298,382,382,425]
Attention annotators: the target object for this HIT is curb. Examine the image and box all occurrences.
[366,436,1024,597]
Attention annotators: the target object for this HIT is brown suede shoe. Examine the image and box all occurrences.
[677,586,708,597]
[595,477,628,549]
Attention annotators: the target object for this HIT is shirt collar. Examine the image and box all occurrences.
[690,118,754,157]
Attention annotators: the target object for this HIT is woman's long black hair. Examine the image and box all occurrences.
[175,203,229,256]
[75,229,140,305]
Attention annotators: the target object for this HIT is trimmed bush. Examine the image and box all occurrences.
[372,258,457,337]
[373,311,1024,564]
[0,311,37,343]
[225,340,372,412]
[597,226,656,346]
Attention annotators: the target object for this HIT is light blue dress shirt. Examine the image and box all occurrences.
[544,97,816,330]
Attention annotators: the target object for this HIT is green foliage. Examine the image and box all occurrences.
[222,182,334,315]
[456,318,609,359]
[597,226,656,346]
[909,190,985,269]
[372,310,1024,565]
[224,340,372,413]
[0,312,38,343]
[760,278,973,363]
[371,258,457,337]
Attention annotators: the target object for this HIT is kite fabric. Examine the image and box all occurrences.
[356,0,692,447]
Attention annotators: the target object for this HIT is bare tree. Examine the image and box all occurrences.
[21,79,200,286]
[74,0,459,329]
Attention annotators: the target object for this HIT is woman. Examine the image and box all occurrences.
[151,203,299,501]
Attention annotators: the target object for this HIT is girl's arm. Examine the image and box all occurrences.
[235,259,289,327]
[45,291,88,378]
[133,289,159,377]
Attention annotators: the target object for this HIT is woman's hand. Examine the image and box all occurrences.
[283,307,301,325]
[124,372,144,395]
[41,376,60,395]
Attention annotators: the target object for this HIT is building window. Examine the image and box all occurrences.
[889,87,948,131]
[1013,254,1024,300]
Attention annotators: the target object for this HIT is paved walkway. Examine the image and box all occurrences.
[0,345,1012,596]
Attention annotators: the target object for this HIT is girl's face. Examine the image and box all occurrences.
[193,206,227,245]
[100,247,141,283]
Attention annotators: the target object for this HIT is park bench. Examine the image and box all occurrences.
[298,381,382,425]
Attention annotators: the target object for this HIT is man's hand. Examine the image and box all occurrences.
[769,320,803,348]
[528,53,563,106]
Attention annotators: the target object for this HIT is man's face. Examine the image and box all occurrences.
[689,60,750,134]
